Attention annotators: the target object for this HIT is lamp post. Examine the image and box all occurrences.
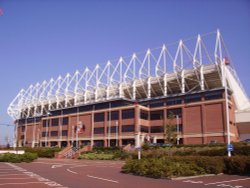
[24,117,27,147]
[71,125,74,147]
[59,110,63,148]
[0,123,13,148]
[32,114,38,148]
[45,112,51,147]
[176,115,180,145]
[115,121,118,147]
[108,102,111,147]
[223,58,231,157]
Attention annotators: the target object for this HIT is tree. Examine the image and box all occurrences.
[163,112,177,144]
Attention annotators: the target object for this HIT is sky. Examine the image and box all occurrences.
[0,0,250,144]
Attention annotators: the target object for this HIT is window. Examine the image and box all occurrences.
[122,125,135,132]
[50,131,58,137]
[79,105,92,112]
[205,92,222,100]
[150,126,163,133]
[177,124,183,132]
[51,118,59,126]
[94,127,104,134]
[34,117,41,123]
[111,100,132,108]
[42,132,47,137]
[94,140,104,147]
[94,113,105,122]
[106,126,119,133]
[140,110,148,120]
[18,119,25,125]
[166,98,182,106]
[107,111,119,120]
[64,108,77,115]
[150,110,163,120]
[21,126,25,132]
[149,102,164,108]
[42,120,48,127]
[95,103,109,110]
[62,130,68,136]
[27,118,34,124]
[205,92,223,100]
[184,94,201,103]
[140,125,149,133]
[122,109,134,119]
[50,142,58,147]
[140,102,148,107]
[167,108,182,118]
[62,117,69,125]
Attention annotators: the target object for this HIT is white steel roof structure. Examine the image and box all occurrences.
[7,30,250,120]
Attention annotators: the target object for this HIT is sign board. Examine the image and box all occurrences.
[227,144,234,152]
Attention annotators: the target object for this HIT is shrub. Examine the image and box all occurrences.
[143,144,250,157]
[122,156,249,178]
[79,147,132,160]
[197,148,227,156]
[24,147,61,158]
[223,156,250,175]
[0,153,22,163]
[233,145,250,156]
[79,153,114,160]
[122,157,206,178]
[0,152,37,163]
[92,146,121,153]
[194,157,224,174]
[113,150,132,160]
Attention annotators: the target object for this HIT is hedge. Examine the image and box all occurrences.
[122,156,250,178]
[224,156,250,175]
[79,147,130,160]
[79,153,115,160]
[138,144,250,158]
[92,146,121,153]
[24,148,61,158]
[0,152,38,163]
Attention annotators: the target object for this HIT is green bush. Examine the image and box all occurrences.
[122,156,250,178]
[113,150,132,160]
[197,148,227,156]
[79,153,115,160]
[24,147,61,158]
[223,156,250,175]
[233,145,250,156]
[79,147,131,160]
[122,157,206,178]
[140,144,250,157]
[92,146,121,153]
[21,152,38,162]
[194,157,224,174]
[0,152,37,163]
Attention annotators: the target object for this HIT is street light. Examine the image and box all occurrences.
[176,115,180,145]
[45,111,51,147]
[0,123,13,148]
[108,102,111,147]
[115,121,118,147]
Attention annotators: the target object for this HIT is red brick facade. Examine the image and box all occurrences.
[16,89,239,147]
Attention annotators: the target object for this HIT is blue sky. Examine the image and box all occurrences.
[0,0,250,144]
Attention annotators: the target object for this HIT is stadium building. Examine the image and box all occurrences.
[7,30,250,148]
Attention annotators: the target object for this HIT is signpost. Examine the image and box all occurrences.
[137,147,141,160]
[227,144,234,152]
